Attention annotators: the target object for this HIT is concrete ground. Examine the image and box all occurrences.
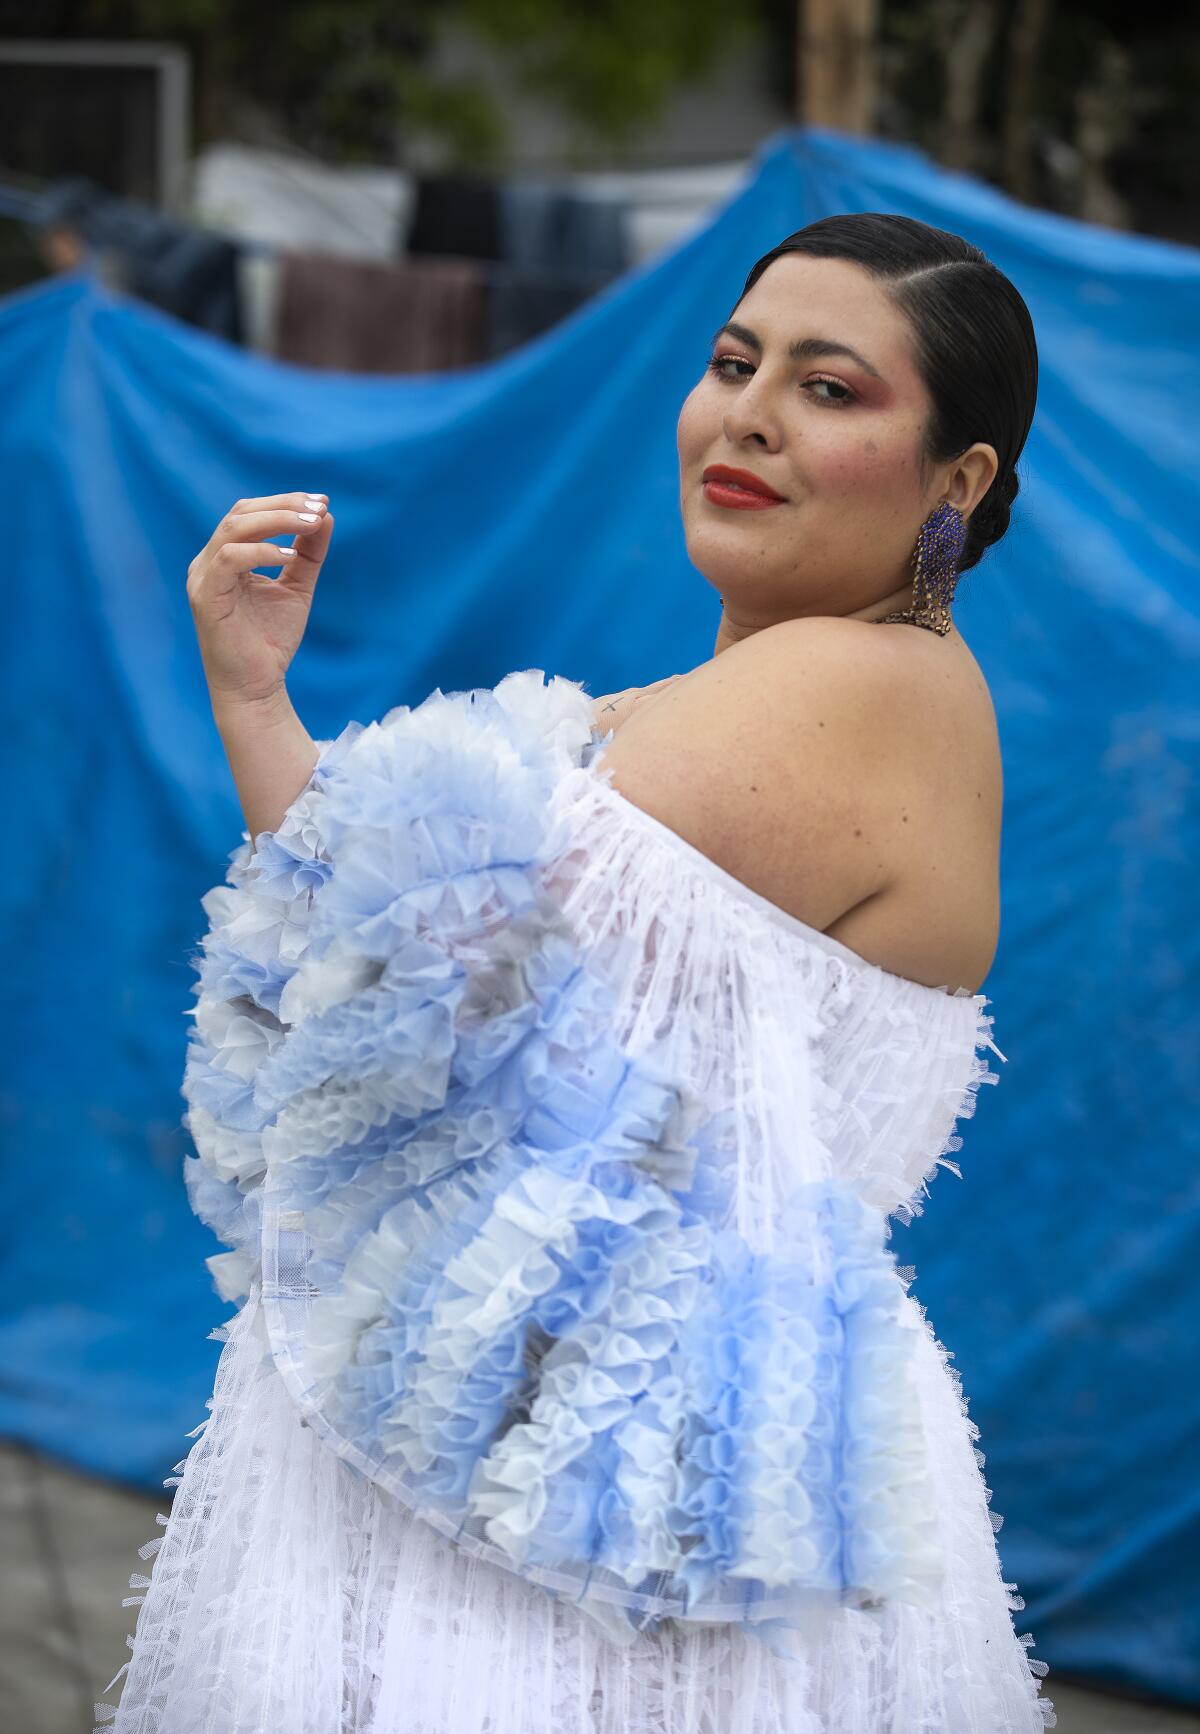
[1,1439,1195,1734]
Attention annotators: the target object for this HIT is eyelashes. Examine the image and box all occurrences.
[704,354,856,406]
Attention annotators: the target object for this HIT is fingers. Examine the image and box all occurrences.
[191,493,333,588]
[208,503,329,550]
[189,537,300,599]
[227,491,328,515]
[279,510,334,581]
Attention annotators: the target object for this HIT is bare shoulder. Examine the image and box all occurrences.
[591,617,1004,991]
[592,617,937,929]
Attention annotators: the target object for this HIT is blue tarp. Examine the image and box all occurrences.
[3,127,1198,1702]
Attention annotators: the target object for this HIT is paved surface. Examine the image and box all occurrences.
[1,1439,1195,1733]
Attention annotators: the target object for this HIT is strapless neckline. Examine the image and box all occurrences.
[582,749,985,1010]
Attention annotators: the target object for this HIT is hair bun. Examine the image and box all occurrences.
[961,465,1020,573]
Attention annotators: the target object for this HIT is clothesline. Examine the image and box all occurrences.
[2,149,747,369]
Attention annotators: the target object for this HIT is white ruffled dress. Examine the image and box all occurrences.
[97,669,1056,1733]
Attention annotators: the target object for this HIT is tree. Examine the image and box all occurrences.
[11,0,757,168]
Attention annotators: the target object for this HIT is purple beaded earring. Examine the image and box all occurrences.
[880,501,967,637]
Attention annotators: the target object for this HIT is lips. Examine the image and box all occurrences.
[702,464,786,510]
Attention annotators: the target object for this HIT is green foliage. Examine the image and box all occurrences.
[461,0,754,152]
[393,66,510,172]
[9,0,1196,236]
[34,0,755,167]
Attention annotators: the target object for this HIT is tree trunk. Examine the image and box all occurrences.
[1001,0,1051,203]
[1075,37,1133,229]
[935,0,1000,175]
[796,0,880,135]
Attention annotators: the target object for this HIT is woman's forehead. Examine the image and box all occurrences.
[734,256,922,385]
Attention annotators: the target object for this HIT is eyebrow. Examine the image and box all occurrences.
[710,320,884,382]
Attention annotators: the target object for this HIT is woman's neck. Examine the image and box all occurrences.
[712,578,924,657]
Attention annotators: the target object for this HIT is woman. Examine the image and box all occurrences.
[98,213,1055,1732]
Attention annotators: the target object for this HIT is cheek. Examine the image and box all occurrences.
[812,427,919,501]
[676,383,712,465]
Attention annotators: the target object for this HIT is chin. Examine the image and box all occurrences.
[684,526,786,591]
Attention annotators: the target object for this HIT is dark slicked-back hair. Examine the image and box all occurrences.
[733,213,1039,574]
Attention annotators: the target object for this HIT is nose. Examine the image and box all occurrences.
[721,372,783,451]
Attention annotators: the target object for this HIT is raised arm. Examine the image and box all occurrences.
[211,688,320,843]
[187,489,333,839]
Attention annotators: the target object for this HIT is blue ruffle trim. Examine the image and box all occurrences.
[182,669,942,1635]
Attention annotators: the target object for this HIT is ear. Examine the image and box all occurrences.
[942,442,999,520]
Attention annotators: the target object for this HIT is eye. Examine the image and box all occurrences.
[706,354,753,382]
[705,355,856,406]
[806,374,856,406]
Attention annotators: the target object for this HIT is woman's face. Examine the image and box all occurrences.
[677,253,958,623]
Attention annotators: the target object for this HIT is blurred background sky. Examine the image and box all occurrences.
[2,6,1199,1733]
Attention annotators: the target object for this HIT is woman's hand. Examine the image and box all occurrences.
[187,491,333,711]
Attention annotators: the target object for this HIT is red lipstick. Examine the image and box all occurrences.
[702,464,786,511]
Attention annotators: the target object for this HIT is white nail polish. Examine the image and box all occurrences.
[298,511,319,522]
[304,498,325,510]
[280,546,297,556]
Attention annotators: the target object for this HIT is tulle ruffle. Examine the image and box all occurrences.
[181,670,947,1642]
[96,1282,1055,1733]
[136,664,1059,1729]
